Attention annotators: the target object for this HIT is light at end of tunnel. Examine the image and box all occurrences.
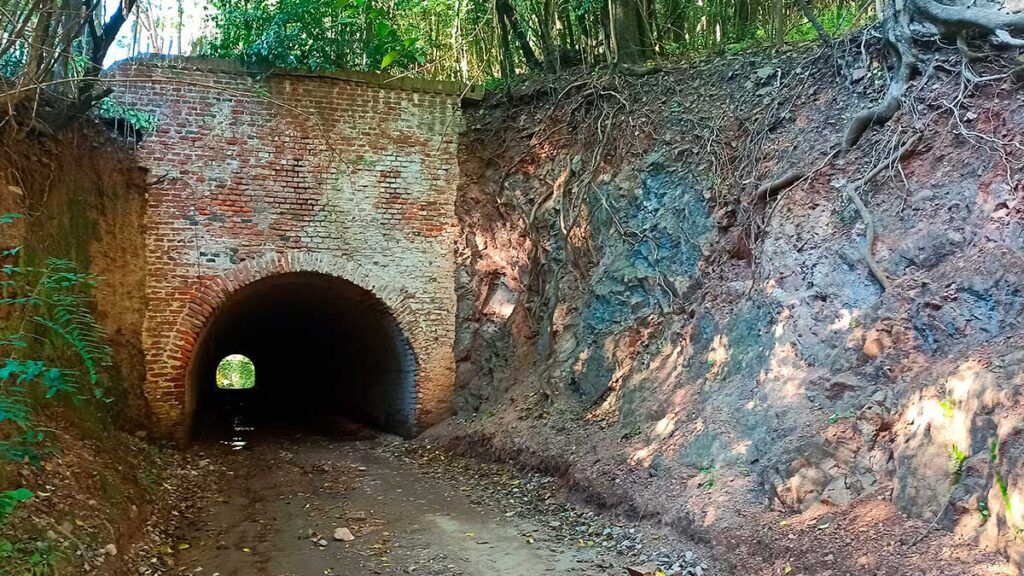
[216,353,256,390]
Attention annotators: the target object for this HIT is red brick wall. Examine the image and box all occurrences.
[106,57,465,438]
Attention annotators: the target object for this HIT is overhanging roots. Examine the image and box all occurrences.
[844,0,1024,149]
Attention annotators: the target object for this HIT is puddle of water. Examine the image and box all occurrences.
[222,413,253,450]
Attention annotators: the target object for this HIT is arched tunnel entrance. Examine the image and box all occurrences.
[187,272,417,439]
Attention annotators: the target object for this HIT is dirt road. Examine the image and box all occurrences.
[168,433,706,576]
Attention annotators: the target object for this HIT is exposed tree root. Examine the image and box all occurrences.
[843,0,917,149]
[844,133,921,291]
[844,0,1024,149]
[752,170,807,201]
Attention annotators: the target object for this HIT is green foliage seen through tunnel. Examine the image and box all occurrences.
[216,354,256,390]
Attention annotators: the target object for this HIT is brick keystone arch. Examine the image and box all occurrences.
[178,251,424,366]
[116,57,462,440]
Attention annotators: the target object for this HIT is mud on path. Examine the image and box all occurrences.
[169,433,709,576]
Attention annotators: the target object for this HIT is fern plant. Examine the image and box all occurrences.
[0,214,112,523]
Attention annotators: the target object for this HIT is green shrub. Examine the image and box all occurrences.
[0,214,112,523]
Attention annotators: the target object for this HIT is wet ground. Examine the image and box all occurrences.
[169,432,700,576]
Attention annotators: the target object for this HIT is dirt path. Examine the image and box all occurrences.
[169,434,705,576]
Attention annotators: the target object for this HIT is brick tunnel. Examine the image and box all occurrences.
[188,272,417,437]
[104,57,472,440]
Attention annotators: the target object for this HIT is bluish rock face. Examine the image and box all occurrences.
[567,165,714,404]
[582,166,712,337]
[449,65,1024,567]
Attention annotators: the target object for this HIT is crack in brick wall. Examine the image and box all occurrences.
[106,57,463,439]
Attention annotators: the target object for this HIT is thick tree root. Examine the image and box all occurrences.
[844,0,1024,149]
[752,170,806,201]
[844,134,921,291]
[843,68,909,150]
[844,0,917,149]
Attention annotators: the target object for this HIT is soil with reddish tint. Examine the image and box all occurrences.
[449,43,1024,574]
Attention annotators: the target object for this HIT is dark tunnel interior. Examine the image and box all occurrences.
[188,272,416,439]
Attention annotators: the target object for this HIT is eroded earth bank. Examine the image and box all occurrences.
[2,35,1024,576]
[447,44,1024,574]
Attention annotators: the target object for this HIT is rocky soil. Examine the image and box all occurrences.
[156,430,713,576]
[0,414,213,576]
[450,39,1024,573]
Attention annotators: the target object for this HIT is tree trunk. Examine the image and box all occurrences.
[452,0,469,80]
[494,0,516,80]
[538,0,558,71]
[558,1,576,53]
[177,0,184,55]
[600,0,614,64]
[733,0,752,42]
[641,0,659,54]
[796,0,830,43]
[363,0,376,68]
[771,0,785,46]
[25,0,54,79]
[496,0,542,70]
[608,0,651,64]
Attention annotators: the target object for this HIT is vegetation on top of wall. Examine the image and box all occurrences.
[95,96,161,140]
[195,0,426,72]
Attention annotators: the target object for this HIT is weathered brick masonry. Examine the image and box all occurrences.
[106,57,474,438]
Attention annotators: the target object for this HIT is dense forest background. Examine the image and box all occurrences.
[1,0,868,90]
[191,0,867,81]
[4,0,1024,131]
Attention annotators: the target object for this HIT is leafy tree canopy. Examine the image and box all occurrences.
[196,0,425,71]
[190,0,873,82]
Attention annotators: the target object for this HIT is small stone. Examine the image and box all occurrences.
[647,454,666,478]
[862,337,884,358]
[333,528,355,542]
[103,544,118,556]
[316,538,328,547]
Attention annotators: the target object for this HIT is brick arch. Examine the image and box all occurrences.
[156,251,431,439]
[177,251,424,358]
